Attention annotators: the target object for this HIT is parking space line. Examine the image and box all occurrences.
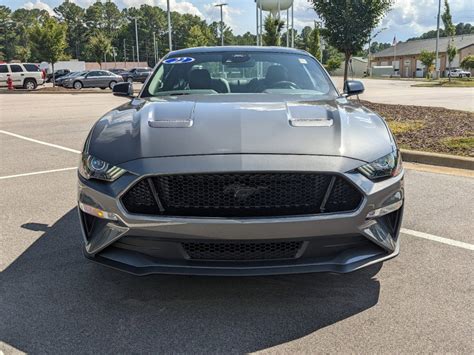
[0,129,81,154]
[0,167,77,180]
[401,228,474,251]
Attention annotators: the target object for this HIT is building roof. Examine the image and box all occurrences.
[373,34,474,58]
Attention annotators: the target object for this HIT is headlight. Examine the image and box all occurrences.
[357,150,402,180]
[79,154,126,182]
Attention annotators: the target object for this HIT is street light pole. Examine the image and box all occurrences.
[134,18,140,64]
[215,3,228,46]
[167,0,173,51]
[435,0,441,79]
[153,31,157,66]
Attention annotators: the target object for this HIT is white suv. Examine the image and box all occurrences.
[0,63,46,90]
[447,68,471,78]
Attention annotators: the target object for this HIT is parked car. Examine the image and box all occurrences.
[63,70,123,89]
[47,69,70,82]
[109,68,126,75]
[78,46,404,276]
[121,67,152,83]
[55,71,84,87]
[0,63,45,90]
[447,68,471,78]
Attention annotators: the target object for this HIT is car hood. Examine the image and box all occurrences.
[87,94,394,166]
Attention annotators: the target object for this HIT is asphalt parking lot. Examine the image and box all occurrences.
[1,93,473,354]
[332,77,474,111]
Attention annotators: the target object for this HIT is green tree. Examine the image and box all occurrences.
[85,32,112,68]
[419,50,436,79]
[325,56,342,74]
[185,25,211,48]
[442,0,456,80]
[29,17,67,85]
[263,15,284,46]
[54,0,86,59]
[308,26,321,61]
[460,55,474,70]
[310,0,393,82]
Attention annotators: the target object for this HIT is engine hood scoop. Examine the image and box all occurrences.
[147,101,195,128]
[88,95,392,165]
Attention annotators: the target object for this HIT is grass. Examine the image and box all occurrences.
[441,136,474,154]
[411,78,474,88]
[387,120,424,135]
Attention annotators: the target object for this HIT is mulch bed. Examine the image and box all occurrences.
[360,101,474,157]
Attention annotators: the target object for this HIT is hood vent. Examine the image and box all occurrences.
[147,101,195,128]
[287,102,334,127]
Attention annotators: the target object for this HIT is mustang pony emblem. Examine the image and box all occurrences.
[223,184,268,201]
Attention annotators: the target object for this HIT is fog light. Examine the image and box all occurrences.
[367,192,403,218]
[79,202,117,221]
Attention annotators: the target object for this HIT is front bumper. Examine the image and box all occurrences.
[78,154,404,276]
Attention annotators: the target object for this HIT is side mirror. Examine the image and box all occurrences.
[113,82,134,97]
[343,80,365,97]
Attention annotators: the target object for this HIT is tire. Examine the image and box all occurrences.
[100,87,106,90]
[73,81,83,90]
[109,80,117,89]
[23,79,37,90]
[127,77,133,84]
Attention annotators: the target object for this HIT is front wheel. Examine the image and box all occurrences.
[109,80,117,89]
[73,81,83,90]
[23,79,37,90]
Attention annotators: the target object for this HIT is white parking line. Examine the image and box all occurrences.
[0,129,81,154]
[0,167,77,180]
[401,228,474,251]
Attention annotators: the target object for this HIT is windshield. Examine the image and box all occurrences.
[144,51,336,98]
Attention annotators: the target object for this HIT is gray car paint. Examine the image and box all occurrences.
[87,94,394,167]
[78,46,403,275]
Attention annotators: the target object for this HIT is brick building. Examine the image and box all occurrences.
[371,34,474,78]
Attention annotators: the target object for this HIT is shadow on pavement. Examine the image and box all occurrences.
[1,209,381,353]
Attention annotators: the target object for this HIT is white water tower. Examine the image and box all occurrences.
[255,0,295,47]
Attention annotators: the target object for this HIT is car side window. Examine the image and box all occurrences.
[88,71,100,76]
[10,65,24,73]
[23,64,40,72]
[0,65,8,73]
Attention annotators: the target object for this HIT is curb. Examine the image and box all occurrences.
[401,149,474,171]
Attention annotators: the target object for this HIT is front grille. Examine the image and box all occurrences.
[182,241,303,261]
[121,172,362,217]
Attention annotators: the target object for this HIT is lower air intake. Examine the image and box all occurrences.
[182,241,304,261]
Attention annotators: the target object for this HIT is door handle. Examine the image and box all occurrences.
[21,74,24,76]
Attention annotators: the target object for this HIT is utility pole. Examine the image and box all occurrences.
[134,18,140,64]
[435,0,441,79]
[215,3,228,46]
[153,31,157,66]
[167,0,172,51]
[123,39,127,67]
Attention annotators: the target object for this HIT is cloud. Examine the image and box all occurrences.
[22,0,54,15]
[120,0,203,17]
[203,3,242,31]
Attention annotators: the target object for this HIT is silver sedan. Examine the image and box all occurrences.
[63,70,123,90]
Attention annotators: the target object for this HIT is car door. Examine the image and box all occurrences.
[0,64,9,87]
[97,71,111,87]
[9,64,25,87]
[84,71,100,87]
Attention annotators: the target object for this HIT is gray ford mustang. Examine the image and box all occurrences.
[78,46,404,276]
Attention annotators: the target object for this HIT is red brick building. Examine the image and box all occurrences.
[371,34,474,78]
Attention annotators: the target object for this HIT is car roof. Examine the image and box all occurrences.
[169,46,309,57]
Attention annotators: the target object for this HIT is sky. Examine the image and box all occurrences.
[1,0,473,43]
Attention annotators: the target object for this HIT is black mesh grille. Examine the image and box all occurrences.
[121,172,362,217]
[182,241,303,260]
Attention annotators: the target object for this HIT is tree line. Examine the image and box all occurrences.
[1,0,402,81]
